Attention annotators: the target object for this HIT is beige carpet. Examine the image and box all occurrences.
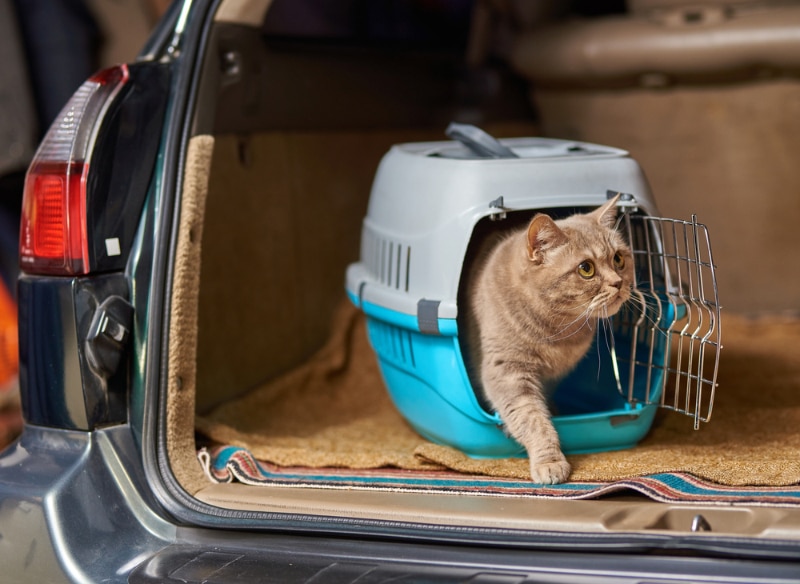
[196,300,800,486]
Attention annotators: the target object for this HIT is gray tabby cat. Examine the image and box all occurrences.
[468,194,634,484]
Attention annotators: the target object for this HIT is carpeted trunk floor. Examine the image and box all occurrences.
[196,300,800,487]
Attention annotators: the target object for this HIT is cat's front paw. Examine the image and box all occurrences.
[529,458,571,485]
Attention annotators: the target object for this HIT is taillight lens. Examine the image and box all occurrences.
[19,65,129,275]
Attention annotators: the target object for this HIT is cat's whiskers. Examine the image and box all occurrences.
[599,307,615,352]
[617,289,673,340]
[543,302,595,342]
[594,307,617,381]
[545,298,591,327]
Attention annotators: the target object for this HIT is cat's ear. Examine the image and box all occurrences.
[526,214,568,264]
[593,194,620,229]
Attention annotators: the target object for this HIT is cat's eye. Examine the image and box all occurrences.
[613,251,625,270]
[577,260,595,279]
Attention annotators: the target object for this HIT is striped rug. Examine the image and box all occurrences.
[199,445,800,507]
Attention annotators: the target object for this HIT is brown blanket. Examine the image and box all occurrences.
[197,301,800,486]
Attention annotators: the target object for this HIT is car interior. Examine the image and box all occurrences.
[158,0,800,541]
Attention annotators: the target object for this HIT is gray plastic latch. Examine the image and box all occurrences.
[417,299,441,335]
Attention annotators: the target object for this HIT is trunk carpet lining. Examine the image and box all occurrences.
[196,299,800,501]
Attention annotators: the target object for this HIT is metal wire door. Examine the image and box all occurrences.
[611,197,722,429]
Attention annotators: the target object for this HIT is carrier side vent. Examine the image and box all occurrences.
[362,228,411,292]
[366,319,416,369]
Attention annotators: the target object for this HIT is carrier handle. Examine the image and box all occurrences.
[445,122,519,159]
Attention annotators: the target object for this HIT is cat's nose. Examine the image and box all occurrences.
[610,277,623,290]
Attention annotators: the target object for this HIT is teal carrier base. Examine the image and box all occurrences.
[348,293,671,458]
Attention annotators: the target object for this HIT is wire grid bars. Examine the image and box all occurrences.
[610,205,722,429]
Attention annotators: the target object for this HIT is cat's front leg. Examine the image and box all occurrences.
[527,456,571,485]
[482,362,571,485]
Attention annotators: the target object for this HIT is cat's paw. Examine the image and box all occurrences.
[529,458,571,485]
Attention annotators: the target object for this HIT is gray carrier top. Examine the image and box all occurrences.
[346,135,659,323]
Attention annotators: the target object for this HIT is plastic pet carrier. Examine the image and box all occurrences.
[346,125,721,457]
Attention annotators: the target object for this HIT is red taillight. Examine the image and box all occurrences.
[22,161,89,273]
[19,65,129,275]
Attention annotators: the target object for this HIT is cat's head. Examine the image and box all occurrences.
[524,195,634,319]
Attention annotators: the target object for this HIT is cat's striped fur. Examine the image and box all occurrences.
[467,195,634,484]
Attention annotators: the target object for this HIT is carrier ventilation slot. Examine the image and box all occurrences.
[363,228,411,292]
[367,319,416,369]
[612,212,721,429]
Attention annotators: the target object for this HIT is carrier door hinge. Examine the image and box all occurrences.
[607,190,639,213]
[488,196,510,221]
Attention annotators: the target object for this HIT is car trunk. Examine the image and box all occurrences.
[156,0,800,551]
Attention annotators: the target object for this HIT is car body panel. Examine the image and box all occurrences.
[0,425,175,582]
